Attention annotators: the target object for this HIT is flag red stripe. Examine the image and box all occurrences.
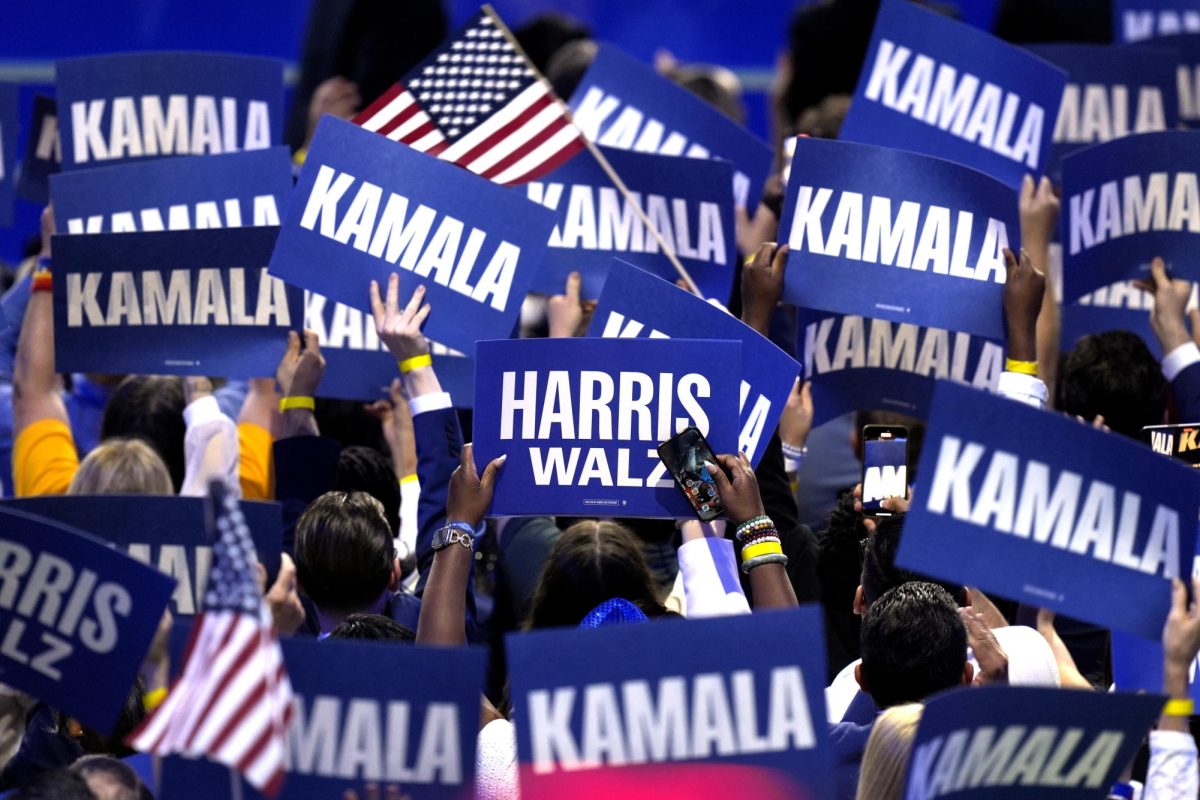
[452,94,555,168]
[480,116,570,180]
[352,83,404,126]
[375,100,420,137]
[181,624,258,750]
[399,120,440,147]
[425,139,449,157]
[208,675,268,754]
[236,723,275,775]
[498,135,586,186]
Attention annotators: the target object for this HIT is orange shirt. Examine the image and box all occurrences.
[13,419,79,497]
[238,422,273,500]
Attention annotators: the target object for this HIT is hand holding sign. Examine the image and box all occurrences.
[1003,247,1046,362]
[1134,256,1193,353]
[277,329,327,398]
[259,553,304,636]
[741,242,789,335]
[447,444,506,528]
[1162,577,1200,711]
[1019,175,1061,256]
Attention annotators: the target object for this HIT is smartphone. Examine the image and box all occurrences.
[658,427,725,522]
[861,425,908,517]
[1143,423,1200,468]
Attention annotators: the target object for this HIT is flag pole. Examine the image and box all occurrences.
[483,5,704,297]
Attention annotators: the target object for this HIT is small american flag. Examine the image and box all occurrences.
[354,6,585,185]
[128,481,294,797]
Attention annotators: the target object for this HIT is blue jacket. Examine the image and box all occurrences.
[1173,360,1200,423]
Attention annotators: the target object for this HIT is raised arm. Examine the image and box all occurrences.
[179,376,240,496]
[1019,175,1061,404]
[999,247,1049,409]
[1146,577,1200,800]
[1135,258,1200,421]
[12,206,65,437]
[739,241,789,337]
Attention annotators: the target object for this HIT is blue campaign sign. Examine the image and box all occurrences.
[900,381,1200,640]
[797,309,1004,427]
[569,44,773,210]
[432,347,475,410]
[50,146,292,234]
[839,0,1066,190]
[15,94,60,204]
[1061,131,1200,302]
[903,686,1164,799]
[0,82,19,228]
[56,52,284,171]
[1060,279,1166,358]
[507,605,833,800]
[159,637,487,799]
[304,290,396,401]
[522,146,736,302]
[589,260,798,466]
[0,505,174,732]
[779,137,1016,341]
[1,496,282,618]
[472,337,741,518]
[1131,33,1200,127]
[268,116,556,358]
[1028,44,1178,181]
[53,226,301,377]
[1112,628,1200,702]
[1116,1,1200,42]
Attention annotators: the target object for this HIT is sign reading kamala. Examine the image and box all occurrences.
[0,82,18,227]
[589,261,797,466]
[569,44,772,210]
[53,227,302,377]
[524,146,735,301]
[1028,44,1178,180]
[1112,628,1200,702]
[507,606,833,799]
[779,137,1016,341]
[903,686,1164,800]
[15,95,60,204]
[839,0,1065,189]
[160,637,487,799]
[1130,34,1200,127]
[0,506,174,732]
[797,309,1004,427]
[268,117,556,357]
[1061,131,1200,302]
[1116,0,1200,42]
[1,496,282,618]
[899,381,1200,640]
[56,52,284,171]
[51,146,291,234]
[1060,278,1190,358]
[472,338,740,518]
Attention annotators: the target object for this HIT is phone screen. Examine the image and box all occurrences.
[862,433,908,515]
[658,427,724,521]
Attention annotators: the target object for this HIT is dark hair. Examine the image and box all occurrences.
[9,770,95,800]
[861,516,967,607]
[294,491,395,615]
[1059,331,1168,439]
[101,376,186,491]
[71,755,151,800]
[328,613,415,643]
[335,446,402,536]
[860,582,967,708]
[526,520,669,629]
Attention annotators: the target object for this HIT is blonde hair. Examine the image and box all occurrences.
[68,438,174,496]
[856,703,924,800]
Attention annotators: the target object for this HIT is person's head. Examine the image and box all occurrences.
[9,769,95,800]
[544,38,598,100]
[857,582,971,708]
[101,376,186,491]
[1059,330,1167,438]
[68,438,173,496]
[328,613,415,643]
[71,755,150,800]
[526,520,668,629]
[659,60,744,123]
[294,491,398,617]
[856,703,924,800]
[335,446,402,536]
[857,515,968,613]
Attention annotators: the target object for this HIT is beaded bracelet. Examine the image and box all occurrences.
[739,531,781,548]
[734,515,774,541]
[742,552,789,574]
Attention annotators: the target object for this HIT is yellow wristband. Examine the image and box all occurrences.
[741,540,784,563]
[144,687,168,712]
[399,354,433,373]
[1005,358,1038,376]
[400,474,419,486]
[1164,698,1195,717]
[292,147,307,167]
[279,396,315,412]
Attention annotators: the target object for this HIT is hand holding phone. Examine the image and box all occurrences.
[658,427,725,521]
[861,425,908,517]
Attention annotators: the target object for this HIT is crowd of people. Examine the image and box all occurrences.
[2,1,1200,798]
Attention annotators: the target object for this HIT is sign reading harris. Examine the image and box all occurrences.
[0,506,174,732]
[160,637,487,799]
[472,337,740,518]
[524,146,736,301]
[268,116,556,357]
[1116,0,1200,42]
[778,137,1016,341]
[53,227,301,377]
[797,309,1004,427]
[56,52,284,171]
[840,0,1065,189]
[0,82,18,227]
[589,261,798,466]
[507,606,834,800]
[569,44,772,210]
[899,381,1200,640]
[903,686,1165,800]
[1,496,282,618]
[1028,44,1178,180]
[15,95,60,204]
[51,146,292,234]
[1061,131,1200,302]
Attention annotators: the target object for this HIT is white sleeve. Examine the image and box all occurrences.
[677,536,750,618]
[409,391,453,417]
[476,719,518,800]
[1163,342,1200,382]
[996,371,1048,409]
[1144,730,1198,800]
[180,395,240,497]
[397,474,420,561]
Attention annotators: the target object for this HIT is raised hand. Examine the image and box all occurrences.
[276,329,326,398]
[370,274,431,363]
[706,452,765,523]
[445,443,506,527]
[740,242,789,335]
[258,554,304,636]
[1134,257,1192,354]
[547,271,587,338]
[1018,174,1060,260]
[778,379,813,452]
[1002,247,1044,362]
[960,606,1008,685]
